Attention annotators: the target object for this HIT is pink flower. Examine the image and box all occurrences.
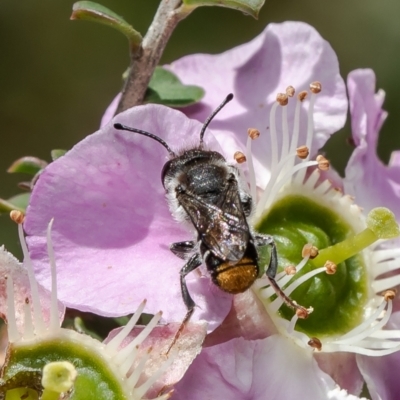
[1,215,204,398]
[23,20,400,398]
[24,21,346,333]
[169,66,400,399]
[344,68,400,217]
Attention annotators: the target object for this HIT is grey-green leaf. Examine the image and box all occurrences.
[71,1,142,51]
[0,193,30,214]
[145,67,204,107]
[182,0,265,18]
[7,157,48,175]
[51,149,67,161]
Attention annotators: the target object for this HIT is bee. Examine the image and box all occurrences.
[114,94,307,329]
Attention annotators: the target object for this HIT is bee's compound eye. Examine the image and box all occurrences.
[161,160,172,187]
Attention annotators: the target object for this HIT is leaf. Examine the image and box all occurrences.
[145,67,204,107]
[71,1,142,50]
[51,149,67,161]
[7,157,47,175]
[0,193,30,214]
[182,0,265,18]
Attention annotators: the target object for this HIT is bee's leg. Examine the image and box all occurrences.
[180,252,202,312]
[254,234,309,317]
[170,240,196,260]
[166,253,202,354]
[253,234,277,276]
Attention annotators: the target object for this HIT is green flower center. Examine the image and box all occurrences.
[0,332,127,400]
[256,194,369,337]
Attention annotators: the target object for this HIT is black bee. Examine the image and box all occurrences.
[114,94,306,328]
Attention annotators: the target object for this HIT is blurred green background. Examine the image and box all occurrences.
[1,0,400,256]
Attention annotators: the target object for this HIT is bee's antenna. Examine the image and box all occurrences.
[199,93,234,147]
[114,123,176,157]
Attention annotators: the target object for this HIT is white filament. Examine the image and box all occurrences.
[46,218,59,332]
[5,274,19,342]
[270,266,326,312]
[296,93,316,183]
[246,134,257,201]
[261,254,310,298]
[23,300,34,340]
[17,222,45,334]
[268,102,279,174]
[113,312,162,366]
[106,299,147,354]
[264,160,319,211]
[281,105,289,161]
[127,347,151,387]
[134,351,176,399]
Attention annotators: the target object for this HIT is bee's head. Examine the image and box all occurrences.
[114,93,234,185]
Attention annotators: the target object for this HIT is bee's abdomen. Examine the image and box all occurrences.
[211,257,258,294]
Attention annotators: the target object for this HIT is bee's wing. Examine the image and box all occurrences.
[177,178,249,261]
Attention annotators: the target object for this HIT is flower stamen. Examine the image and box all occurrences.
[286,85,295,97]
[113,311,163,367]
[383,289,396,301]
[11,210,45,335]
[288,92,303,162]
[296,146,309,159]
[268,101,279,175]
[233,151,246,164]
[258,250,311,298]
[134,353,176,399]
[254,84,324,217]
[23,297,34,341]
[324,260,337,275]
[246,128,259,201]
[284,265,296,275]
[308,337,322,351]
[287,313,299,334]
[296,84,319,183]
[316,155,330,171]
[46,219,59,332]
[280,96,289,160]
[302,243,319,259]
[270,265,325,312]
[5,275,19,342]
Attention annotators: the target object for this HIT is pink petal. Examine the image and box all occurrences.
[105,320,207,398]
[0,246,64,335]
[315,352,364,396]
[168,21,347,189]
[344,69,400,216]
[100,93,121,128]
[205,289,277,347]
[356,311,400,400]
[24,105,232,330]
[173,335,340,399]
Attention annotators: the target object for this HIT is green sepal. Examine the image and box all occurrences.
[0,332,128,399]
[145,66,205,107]
[0,193,30,214]
[182,0,265,18]
[256,195,368,338]
[73,317,102,341]
[5,387,39,400]
[71,1,142,52]
[50,149,67,161]
[7,157,47,176]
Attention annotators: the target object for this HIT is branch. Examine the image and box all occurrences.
[116,0,191,114]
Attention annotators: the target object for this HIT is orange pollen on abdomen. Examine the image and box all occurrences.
[212,257,259,294]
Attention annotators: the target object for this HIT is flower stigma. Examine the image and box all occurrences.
[1,211,175,400]
[237,83,400,356]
